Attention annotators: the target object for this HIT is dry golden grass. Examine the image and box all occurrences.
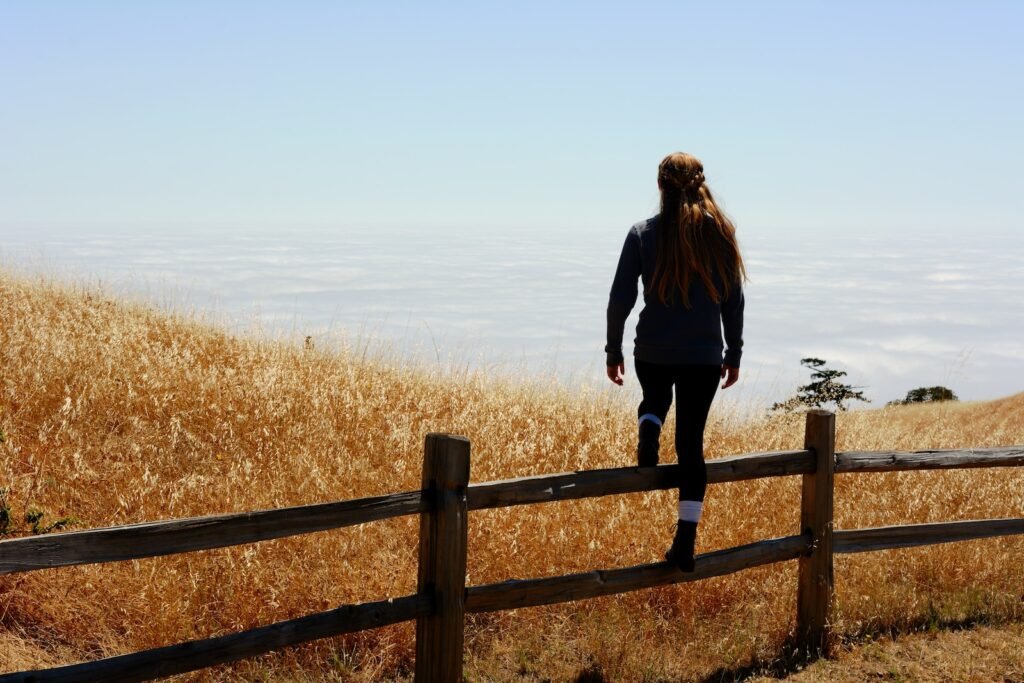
[1,268,1022,682]
[747,621,1024,682]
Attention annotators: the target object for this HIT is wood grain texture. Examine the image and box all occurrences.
[0,594,430,683]
[835,447,1024,473]
[415,434,471,683]
[0,491,427,575]
[834,518,1024,554]
[465,450,813,511]
[797,410,836,657]
[464,533,810,614]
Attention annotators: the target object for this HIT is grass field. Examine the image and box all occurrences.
[1,269,1023,681]
[748,621,1024,683]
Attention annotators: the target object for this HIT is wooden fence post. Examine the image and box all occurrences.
[415,433,471,682]
[796,409,836,657]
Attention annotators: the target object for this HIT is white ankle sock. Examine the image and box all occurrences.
[678,500,703,523]
[639,413,663,427]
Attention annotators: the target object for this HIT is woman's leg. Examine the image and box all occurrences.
[634,359,673,467]
[673,363,721,501]
[665,363,721,571]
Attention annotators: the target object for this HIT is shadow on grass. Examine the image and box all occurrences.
[696,613,1003,683]
[569,613,1011,683]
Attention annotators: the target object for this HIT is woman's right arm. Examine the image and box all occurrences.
[605,228,641,371]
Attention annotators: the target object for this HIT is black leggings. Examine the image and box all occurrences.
[635,359,720,502]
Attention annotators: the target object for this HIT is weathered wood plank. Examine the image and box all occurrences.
[0,449,817,575]
[415,434,471,683]
[834,518,1024,554]
[0,491,427,575]
[0,594,430,683]
[465,450,813,511]
[796,410,836,657]
[464,533,810,613]
[836,447,1024,473]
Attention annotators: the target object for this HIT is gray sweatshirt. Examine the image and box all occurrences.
[605,215,744,368]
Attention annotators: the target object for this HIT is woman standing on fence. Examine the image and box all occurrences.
[604,151,746,572]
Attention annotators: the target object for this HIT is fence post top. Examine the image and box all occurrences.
[425,433,470,444]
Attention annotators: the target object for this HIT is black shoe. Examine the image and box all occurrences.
[665,521,697,573]
[637,420,661,467]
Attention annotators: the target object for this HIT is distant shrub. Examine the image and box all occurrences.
[0,490,79,537]
[771,357,870,413]
[889,386,959,406]
[24,508,79,535]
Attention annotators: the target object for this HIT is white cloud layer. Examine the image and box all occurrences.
[3,226,1022,409]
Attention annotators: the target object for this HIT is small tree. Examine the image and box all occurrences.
[888,385,958,406]
[771,357,870,412]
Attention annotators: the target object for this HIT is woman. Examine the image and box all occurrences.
[605,151,746,572]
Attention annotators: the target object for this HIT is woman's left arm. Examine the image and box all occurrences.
[721,278,745,372]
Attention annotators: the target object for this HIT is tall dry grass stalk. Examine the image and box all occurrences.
[1,269,1022,681]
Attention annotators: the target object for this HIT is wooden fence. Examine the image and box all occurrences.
[1,410,1023,682]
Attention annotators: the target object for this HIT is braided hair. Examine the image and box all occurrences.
[650,152,746,307]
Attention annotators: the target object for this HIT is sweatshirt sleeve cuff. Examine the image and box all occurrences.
[723,349,742,368]
[605,349,625,366]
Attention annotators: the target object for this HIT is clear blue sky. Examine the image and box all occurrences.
[3,1,1022,237]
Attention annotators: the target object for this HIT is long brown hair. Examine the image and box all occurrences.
[650,152,747,307]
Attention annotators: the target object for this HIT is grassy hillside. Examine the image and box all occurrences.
[1,269,1023,681]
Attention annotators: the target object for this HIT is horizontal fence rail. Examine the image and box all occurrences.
[0,594,431,683]
[3,413,1023,683]
[834,518,1024,554]
[835,446,1024,473]
[466,449,813,511]
[466,533,810,613]
[0,490,427,576]
[17,446,1019,578]
[0,451,813,576]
